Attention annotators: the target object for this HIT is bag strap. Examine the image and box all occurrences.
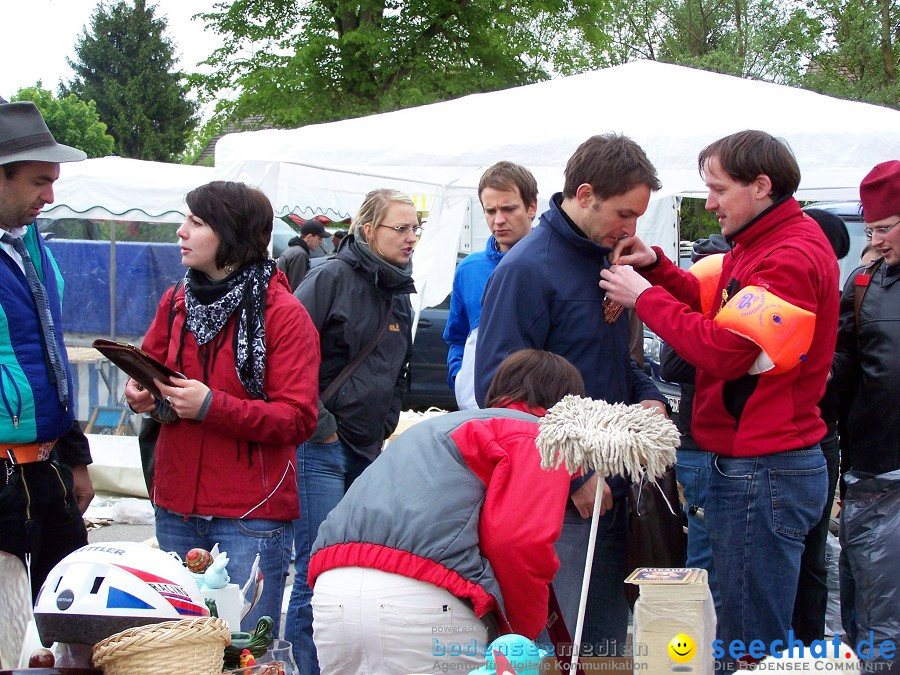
[546,585,586,675]
[853,259,881,349]
[147,279,184,425]
[320,306,392,404]
[167,278,184,344]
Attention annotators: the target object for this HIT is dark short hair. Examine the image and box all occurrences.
[185,181,273,269]
[2,161,25,179]
[563,134,661,199]
[485,349,585,411]
[698,130,801,200]
[478,161,539,208]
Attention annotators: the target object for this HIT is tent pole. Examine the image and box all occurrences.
[109,222,116,341]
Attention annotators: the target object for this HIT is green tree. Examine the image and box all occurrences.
[803,0,899,108]
[599,0,821,85]
[194,0,611,129]
[11,84,115,158]
[65,0,199,160]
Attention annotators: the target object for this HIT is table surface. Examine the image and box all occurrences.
[66,346,105,364]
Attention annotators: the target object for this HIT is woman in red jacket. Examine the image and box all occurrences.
[308,349,584,675]
[125,181,320,634]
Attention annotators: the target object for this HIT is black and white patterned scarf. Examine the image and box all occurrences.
[183,259,275,400]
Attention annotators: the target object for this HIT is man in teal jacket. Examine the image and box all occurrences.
[0,101,93,598]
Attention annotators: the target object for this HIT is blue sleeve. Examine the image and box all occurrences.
[442,270,469,389]
[475,260,549,406]
[629,360,664,404]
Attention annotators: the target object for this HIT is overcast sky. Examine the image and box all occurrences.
[0,0,220,100]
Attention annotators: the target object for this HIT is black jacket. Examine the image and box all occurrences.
[276,239,311,292]
[295,235,414,461]
[659,344,699,451]
[833,261,900,475]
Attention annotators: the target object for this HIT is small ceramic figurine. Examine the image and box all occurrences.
[239,648,256,667]
[223,616,275,668]
[202,552,230,590]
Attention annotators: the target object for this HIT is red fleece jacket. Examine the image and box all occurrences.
[143,271,320,520]
[636,198,839,456]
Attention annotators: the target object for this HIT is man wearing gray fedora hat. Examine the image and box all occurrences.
[0,101,96,599]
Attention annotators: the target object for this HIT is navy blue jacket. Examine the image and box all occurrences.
[475,194,663,408]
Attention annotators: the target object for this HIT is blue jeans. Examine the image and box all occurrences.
[285,439,370,675]
[675,448,720,612]
[706,447,827,661]
[154,507,292,635]
[551,498,628,657]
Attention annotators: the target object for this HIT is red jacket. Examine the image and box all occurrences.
[308,403,571,638]
[142,271,320,520]
[637,198,839,456]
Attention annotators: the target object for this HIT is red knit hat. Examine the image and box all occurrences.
[860,160,900,223]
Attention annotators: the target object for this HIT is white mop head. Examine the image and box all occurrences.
[536,395,679,482]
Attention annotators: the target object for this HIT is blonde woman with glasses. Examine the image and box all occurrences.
[286,188,419,674]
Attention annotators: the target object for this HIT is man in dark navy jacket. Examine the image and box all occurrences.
[475,134,666,655]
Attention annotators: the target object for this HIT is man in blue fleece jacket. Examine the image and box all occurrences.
[443,161,537,408]
[475,134,666,655]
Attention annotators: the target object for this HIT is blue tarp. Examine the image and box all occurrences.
[47,240,184,337]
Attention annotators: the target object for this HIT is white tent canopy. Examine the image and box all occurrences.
[45,156,214,224]
[215,60,900,309]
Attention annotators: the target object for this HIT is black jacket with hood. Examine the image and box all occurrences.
[294,234,415,461]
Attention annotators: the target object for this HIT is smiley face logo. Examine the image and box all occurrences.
[668,633,696,663]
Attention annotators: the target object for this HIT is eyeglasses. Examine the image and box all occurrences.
[378,224,424,237]
[864,218,899,240]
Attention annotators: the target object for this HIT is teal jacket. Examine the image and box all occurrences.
[0,225,74,443]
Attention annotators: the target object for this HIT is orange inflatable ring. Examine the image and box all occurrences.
[714,286,815,375]
[687,254,724,316]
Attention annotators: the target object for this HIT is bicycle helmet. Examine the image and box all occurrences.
[34,542,208,646]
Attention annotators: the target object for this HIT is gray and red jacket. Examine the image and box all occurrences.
[308,404,572,639]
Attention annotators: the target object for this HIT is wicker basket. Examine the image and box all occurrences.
[92,617,230,674]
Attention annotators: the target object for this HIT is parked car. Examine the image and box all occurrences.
[271,218,301,259]
[643,200,865,418]
[804,201,867,286]
[404,295,458,411]
[643,328,683,422]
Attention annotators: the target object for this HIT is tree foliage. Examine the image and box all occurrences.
[598,0,896,109]
[194,0,896,241]
[802,0,899,107]
[11,84,115,158]
[598,0,823,85]
[194,0,612,128]
[65,0,199,161]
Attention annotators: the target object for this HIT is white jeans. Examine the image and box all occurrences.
[312,567,489,674]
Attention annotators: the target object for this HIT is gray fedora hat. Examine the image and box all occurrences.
[0,101,87,166]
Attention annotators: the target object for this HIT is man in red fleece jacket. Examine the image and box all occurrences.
[599,130,839,663]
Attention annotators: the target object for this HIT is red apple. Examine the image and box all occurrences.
[29,647,55,668]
